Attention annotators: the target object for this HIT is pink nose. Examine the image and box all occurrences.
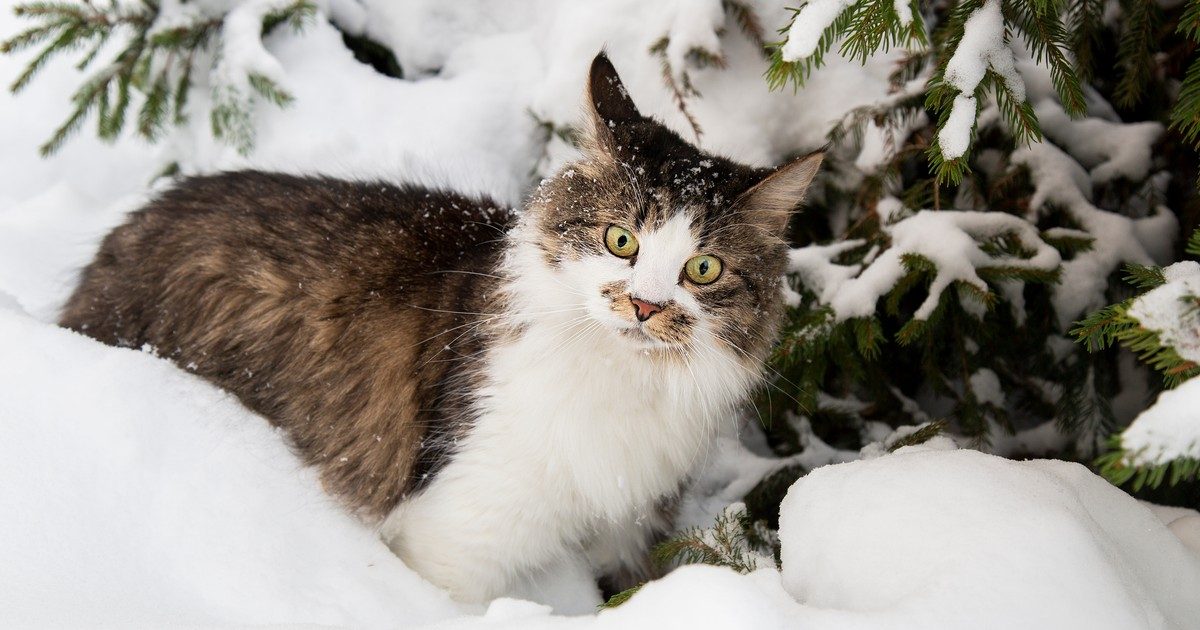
[630,297,663,322]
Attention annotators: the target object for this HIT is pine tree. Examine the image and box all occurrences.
[750,0,1197,463]
[1,0,315,156]
[1076,229,1200,490]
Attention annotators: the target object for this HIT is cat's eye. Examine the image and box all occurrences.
[604,225,639,258]
[684,255,723,285]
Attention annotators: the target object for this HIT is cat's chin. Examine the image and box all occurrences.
[613,323,689,353]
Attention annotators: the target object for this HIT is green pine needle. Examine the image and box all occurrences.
[4,0,315,155]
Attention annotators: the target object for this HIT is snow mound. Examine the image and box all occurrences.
[5,311,1198,630]
[0,299,461,628]
[778,447,1200,630]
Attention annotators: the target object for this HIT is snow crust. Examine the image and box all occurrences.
[779,446,1200,630]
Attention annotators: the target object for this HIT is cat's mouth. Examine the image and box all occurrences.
[594,284,697,349]
[605,316,693,352]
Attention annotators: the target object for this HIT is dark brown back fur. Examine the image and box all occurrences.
[60,171,510,518]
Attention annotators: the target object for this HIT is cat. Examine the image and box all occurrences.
[59,53,822,603]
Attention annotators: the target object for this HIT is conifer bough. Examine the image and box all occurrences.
[1,0,315,156]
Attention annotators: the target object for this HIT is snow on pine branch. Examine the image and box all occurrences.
[779,0,916,62]
[1012,141,1175,328]
[1120,377,1200,474]
[0,0,314,155]
[937,0,1024,160]
[1127,261,1200,369]
[780,0,857,62]
[788,200,1061,321]
[210,0,312,152]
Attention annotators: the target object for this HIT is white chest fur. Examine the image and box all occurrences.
[379,313,755,603]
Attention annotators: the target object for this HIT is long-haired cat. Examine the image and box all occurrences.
[60,53,822,602]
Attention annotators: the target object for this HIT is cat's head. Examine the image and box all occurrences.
[514,53,821,362]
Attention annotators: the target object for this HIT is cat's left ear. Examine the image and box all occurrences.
[585,52,643,154]
[735,151,824,235]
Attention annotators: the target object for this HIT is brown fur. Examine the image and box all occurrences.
[61,173,510,518]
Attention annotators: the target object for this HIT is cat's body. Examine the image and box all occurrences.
[60,172,508,516]
[60,54,821,602]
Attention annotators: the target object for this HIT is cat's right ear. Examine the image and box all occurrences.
[585,52,643,155]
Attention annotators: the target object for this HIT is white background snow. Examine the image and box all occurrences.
[2,1,1200,628]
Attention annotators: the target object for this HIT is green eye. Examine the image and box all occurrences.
[684,255,723,285]
[605,225,639,258]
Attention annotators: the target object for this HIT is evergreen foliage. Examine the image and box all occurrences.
[601,504,771,609]
[1,0,314,155]
[1077,229,1200,490]
[746,0,1198,483]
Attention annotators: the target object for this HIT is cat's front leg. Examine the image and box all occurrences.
[583,500,673,595]
[379,472,570,603]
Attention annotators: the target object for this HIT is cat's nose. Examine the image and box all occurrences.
[630,297,663,322]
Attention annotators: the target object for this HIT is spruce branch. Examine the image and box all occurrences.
[1067,0,1104,80]
[652,506,767,574]
[1098,438,1200,490]
[767,0,924,91]
[2,0,315,156]
[1004,0,1086,117]
[887,419,949,451]
[648,37,710,139]
[1113,0,1162,109]
[722,0,768,54]
[1071,259,1200,387]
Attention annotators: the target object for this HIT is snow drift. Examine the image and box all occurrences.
[780,445,1200,630]
[2,302,1196,629]
[3,0,1200,627]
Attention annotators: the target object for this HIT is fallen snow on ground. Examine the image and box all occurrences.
[780,446,1200,630]
[3,0,1200,627]
[0,298,464,628]
[4,322,1196,630]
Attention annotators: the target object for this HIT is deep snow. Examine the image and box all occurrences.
[3,0,1200,628]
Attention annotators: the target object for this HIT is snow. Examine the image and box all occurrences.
[0,298,463,628]
[1120,377,1200,469]
[893,0,914,27]
[1011,141,1176,327]
[779,446,1200,629]
[3,0,1199,626]
[212,0,295,92]
[937,93,978,159]
[794,209,1061,321]
[969,367,1004,406]
[1127,261,1200,366]
[1033,101,1163,183]
[780,0,854,63]
[938,0,1023,159]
